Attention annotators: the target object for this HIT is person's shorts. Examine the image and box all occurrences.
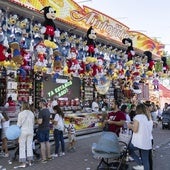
[68,133,76,142]
[2,127,8,139]
[37,129,50,142]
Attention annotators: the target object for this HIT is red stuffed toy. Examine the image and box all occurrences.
[144,51,154,71]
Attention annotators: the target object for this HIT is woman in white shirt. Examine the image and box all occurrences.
[17,102,35,167]
[52,105,65,157]
[128,103,152,170]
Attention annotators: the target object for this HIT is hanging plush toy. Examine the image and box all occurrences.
[9,41,23,66]
[53,49,62,74]
[0,28,9,64]
[40,6,60,49]
[144,51,154,71]
[86,26,97,57]
[67,47,82,77]
[122,38,135,61]
[2,13,18,42]
[34,42,47,67]
[161,56,168,74]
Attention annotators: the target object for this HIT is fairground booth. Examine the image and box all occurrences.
[0,0,170,134]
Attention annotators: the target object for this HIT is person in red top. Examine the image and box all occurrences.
[104,100,126,136]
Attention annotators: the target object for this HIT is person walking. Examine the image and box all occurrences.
[37,99,52,163]
[17,102,35,167]
[128,103,152,170]
[1,111,10,157]
[52,105,65,157]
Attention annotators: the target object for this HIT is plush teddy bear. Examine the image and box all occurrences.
[9,41,23,66]
[53,49,62,73]
[122,38,135,61]
[40,6,60,49]
[86,26,97,57]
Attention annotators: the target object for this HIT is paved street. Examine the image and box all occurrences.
[0,123,170,170]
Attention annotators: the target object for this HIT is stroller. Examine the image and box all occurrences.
[8,127,41,164]
[92,131,131,170]
[162,108,170,129]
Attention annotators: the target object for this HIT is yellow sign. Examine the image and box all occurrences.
[10,0,164,56]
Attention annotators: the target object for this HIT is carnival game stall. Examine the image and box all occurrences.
[0,0,170,136]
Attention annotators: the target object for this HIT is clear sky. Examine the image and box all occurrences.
[75,0,170,54]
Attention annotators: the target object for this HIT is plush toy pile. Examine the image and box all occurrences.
[0,6,169,97]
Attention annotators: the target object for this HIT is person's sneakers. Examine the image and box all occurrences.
[41,160,47,164]
[47,157,53,161]
[59,152,65,156]
[3,153,9,157]
[51,153,59,157]
[128,156,134,161]
[133,165,144,170]
[18,163,27,168]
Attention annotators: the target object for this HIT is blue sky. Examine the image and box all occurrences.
[75,0,170,54]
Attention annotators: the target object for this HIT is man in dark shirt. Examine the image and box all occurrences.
[104,100,126,136]
[37,99,52,163]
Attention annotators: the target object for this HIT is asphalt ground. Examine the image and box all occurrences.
[0,122,170,170]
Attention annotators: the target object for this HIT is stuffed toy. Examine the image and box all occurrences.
[53,49,62,73]
[20,48,31,70]
[122,38,135,61]
[34,41,47,67]
[161,56,168,73]
[67,47,82,77]
[9,41,23,66]
[40,6,60,49]
[86,26,97,57]
[2,13,18,42]
[144,51,154,71]
[0,29,9,64]
[32,20,42,40]
[152,75,159,90]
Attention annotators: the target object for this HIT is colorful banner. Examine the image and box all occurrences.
[10,0,164,56]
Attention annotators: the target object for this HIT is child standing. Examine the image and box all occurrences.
[67,118,76,152]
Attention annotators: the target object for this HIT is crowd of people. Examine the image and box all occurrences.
[101,99,170,170]
[0,96,77,168]
[0,95,170,170]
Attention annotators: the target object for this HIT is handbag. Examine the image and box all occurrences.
[6,113,29,140]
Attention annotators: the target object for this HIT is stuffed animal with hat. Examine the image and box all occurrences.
[122,38,135,61]
[40,6,60,49]
[86,26,97,57]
